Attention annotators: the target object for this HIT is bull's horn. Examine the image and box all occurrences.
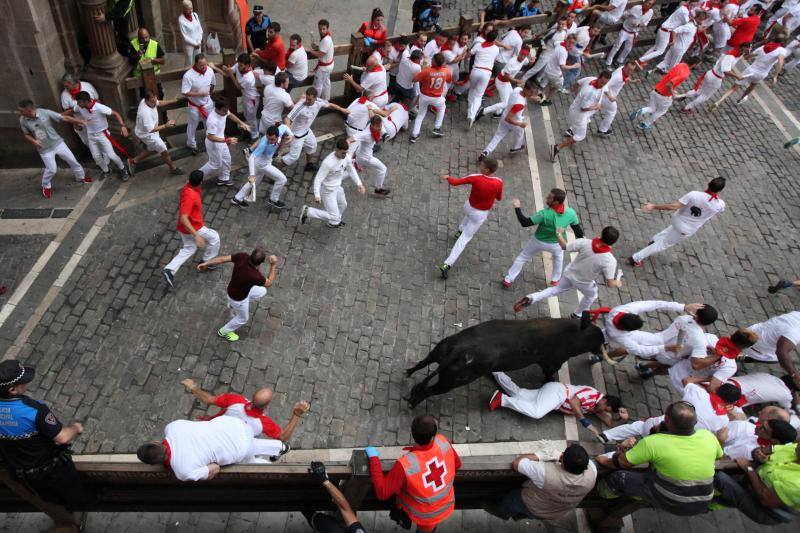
[601,344,620,366]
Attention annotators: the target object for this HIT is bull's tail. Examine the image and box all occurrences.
[405,338,451,377]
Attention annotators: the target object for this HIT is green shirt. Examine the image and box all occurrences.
[759,443,800,511]
[625,430,723,481]
[531,207,579,243]
[19,109,65,152]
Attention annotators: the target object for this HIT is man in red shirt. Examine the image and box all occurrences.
[410,52,453,141]
[630,55,702,131]
[163,170,220,289]
[180,378,310,456]
[253,22,286,69]
[366,415,461,532]
[439,157,504,279]
[197,247,277,342]
[727,4,763,49]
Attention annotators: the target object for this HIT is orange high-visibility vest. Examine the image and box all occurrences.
[396,434,457,528]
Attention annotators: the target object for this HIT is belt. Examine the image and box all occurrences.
[187,99,209,119]
[346,122,364,131]
[622,28,638,35]
[294,130,310,139]
[659,27,673,34]
[655,88,673,97]
[710,69,723,79]
[474,66,493,72]
[372,89,388,99]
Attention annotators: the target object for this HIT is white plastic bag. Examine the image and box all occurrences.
[206,32,221,55]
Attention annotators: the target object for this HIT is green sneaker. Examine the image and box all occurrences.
[218,328,239,342]
[785,137,800,149]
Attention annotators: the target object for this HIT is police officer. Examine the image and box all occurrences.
[0,360,90,509]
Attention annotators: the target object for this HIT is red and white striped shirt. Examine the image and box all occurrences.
[558,385,603,414]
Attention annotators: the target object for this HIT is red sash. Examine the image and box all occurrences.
[103,130,131,158]
[187,99,209,119]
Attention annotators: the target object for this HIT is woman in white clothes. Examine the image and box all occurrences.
[179,1,204,67]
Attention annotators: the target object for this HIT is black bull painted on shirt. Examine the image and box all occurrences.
[405,315,610,408]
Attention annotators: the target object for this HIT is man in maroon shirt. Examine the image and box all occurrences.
[163,170,220,289]
[253,21,286,69]
[439,157,504,279]
[727,5,763,50]
[198,247,278,342]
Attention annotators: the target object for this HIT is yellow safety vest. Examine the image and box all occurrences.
[131,38,161,76]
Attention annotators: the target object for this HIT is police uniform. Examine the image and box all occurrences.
[0,361,88,509]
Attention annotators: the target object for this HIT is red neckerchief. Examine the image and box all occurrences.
[590,79,602,88]
[68,82,82,97]
[285,47,295,61]
[560,41,569,49]
[587,306,612,323]
[86,99,97,113]
[393,42,403,52]
[642,5,651,13]
[321,31,331,38]
[358,96,368,104]
[763,42,782,54]
[193,65,208,75]
[613,313,629,329]
[243,402,264,419]
[368,64,382,73]
[370,126,382,142]
[400,102,408,111]
[481,40,496,48]
[184,12,193,22]
[621,69,630,82]
[162,439,172,470]
[753,423,771,447]
[441,42,453,51]
[591,238,611,253]
[709,392,746,414]
[705,188,718,200]
[715,336,741,359]
[551,202,565,214]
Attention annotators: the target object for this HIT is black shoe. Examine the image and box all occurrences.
[549,144,559,162]
[569,312,581,319]
[509,146,525,154]
[431,128,444,137]
[453,230,462,239]
[475,107,485,122]
[215,179,233,187]
[120,169,131,182]
[269,442,291,462]
[267,199,287,209]
[300,205,309,225]
[373,188,391,197]
[635,362,654,379]
[326,221,346,228]
[492,112,503,118]
[304,162,319,172]
[230,197,249,208]
[381,133,390,143]
[597,129,612,137]
[478,150,488,161]
[409,134,419,143]
[563,128,574,138]
[768,280,793,294]
[188,146,199,156]
[439,263,450,279]
[162,268,175,289]
[539,99,553,106]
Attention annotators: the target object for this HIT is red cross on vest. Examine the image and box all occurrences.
[422,456,447,491]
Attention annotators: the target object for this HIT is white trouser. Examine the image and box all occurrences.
[235,156,287,202]
[244,436,285,462]
[568,108,592,142]
[602,416,664,441]
[444,202,489,266]
[200,139,231,182]
[667,358,736,394]
[39,141,85,187]
[242,96,260,139]
[786,48,800,71]
[87,131,124,173]
[598,98,618,133]
[632,224,689,262]
[467,68,492,121]
[639,27,671,63]
[484,120,525,154]
[483,79,513,115]
[165,226,220,273]
[222,285,268,333]
[282,133,317,166]
[505,237,564,283]
[641,91,673,126]
[607,31,636,66]
[494,373,568,419]
[684,74,723,110]
[656,42,692,72]
[522,51,550,81]
[313,68,332,101]
[186,102,214,149]
[525,275,599,316]
[184,45,200,67]
[73,126,90,147]
[355,153,387,189]
[345,125,362,155]
[371,92,389,108]
[307,186,347,224]
[412,93,446,135]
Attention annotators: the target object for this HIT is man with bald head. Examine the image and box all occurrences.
[180,378,310,445]
[717,406,797,461]
[129,27,166,99]
[595,401,723,516]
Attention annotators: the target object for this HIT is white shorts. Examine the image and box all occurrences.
[543,73,564,90]
[139,134,167,154]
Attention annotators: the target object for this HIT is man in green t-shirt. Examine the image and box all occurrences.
[595,401,723,516]
[502,188,584,289]
[712,443,799,524]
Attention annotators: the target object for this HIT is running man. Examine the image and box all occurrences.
[410,52,452,142]
[181,53,215,155]
[629,55,702,131]
[70,91,130,181]
[550,71,611,161]
[300,139,365,228]
[479,79,540,159]
[231,124,293,208]
[129,91,183,175]
[199,98,250,187]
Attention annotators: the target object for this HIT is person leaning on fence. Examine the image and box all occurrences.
[594,400,723,516]
[0,360,92,510]
[486,444,597,521]
[245,4,271,53]
[304,461,369,533]
[129,27,166,99]
[365,415,461,532]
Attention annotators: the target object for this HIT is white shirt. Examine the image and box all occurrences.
[498,30,523,64]
[164,416,254,482]
[287,46,309,81]
[744,45,789,77]
[570,77,604,116]
[353,128,378,158]
[388,46,405,75]
[668,333,738,391]
[346,97,379,130]
[233,64,258,101]
[667,314,709,359]
[470,41,500,70]
[73,102,112,134]
[747,312,800,361]
[313,151,362,196]
[205,109,228,138]
[729,373,794,410]
[711,53,738,77]
[544,45,569,78]
[722,420,759,460]
[683,383,735,433]
[517,458,597,489]
[607,0,629,20]
[503,87,527,123]
[499,56,529,80]
[384,103,409,133]
[181,67,215,107]
[671,22,697,50]
[605,300,685,357]
[286,98,328,136]
[671,190,725,235]
[662,5,690,30]
[260,84,294,127]
[423,39,441,59]
[135,99,159,139]
[623,5,655,33]
[563,238,617,283]
[60,81,98,113]
[604,66,629,98]
[571,26,592,56]
[397,57,421,90]
[317,34,334,71]
[179,12,203,48]
[360,65,389,97]
[543,28,568,50]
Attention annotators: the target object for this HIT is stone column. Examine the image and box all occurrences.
[80,0,127,71]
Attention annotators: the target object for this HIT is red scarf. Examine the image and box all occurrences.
[184,12,194,22]
[162,439,172,469]
[710,392,746,414]
[715,336,740,359]
[481,40,496,48]
[591,238,611,253]
[368,64,382,73]
[286,47,295,62]
[243,402,264,419]
[86,99,97,113]
[705,188,718,200]
[358,96,368,104]
[551,202,565,214]
[622,69,630,83]
[753,422,771,447]
[560,41,569,49]
[193,65,208,75]
[642,5,651,13]
[763,42,782,54]
[441,42,453,52]
[587,306,612,323]
[612,312,629,329]
[400,102,409,111]
[68,82,82,97]
[590,79,602,88]
[370,126,382,142]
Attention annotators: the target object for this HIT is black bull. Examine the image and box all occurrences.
[405,316,606,408]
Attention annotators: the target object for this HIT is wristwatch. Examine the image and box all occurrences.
[746,466,755,473]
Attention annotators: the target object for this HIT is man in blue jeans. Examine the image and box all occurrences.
[487,444,597,521]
